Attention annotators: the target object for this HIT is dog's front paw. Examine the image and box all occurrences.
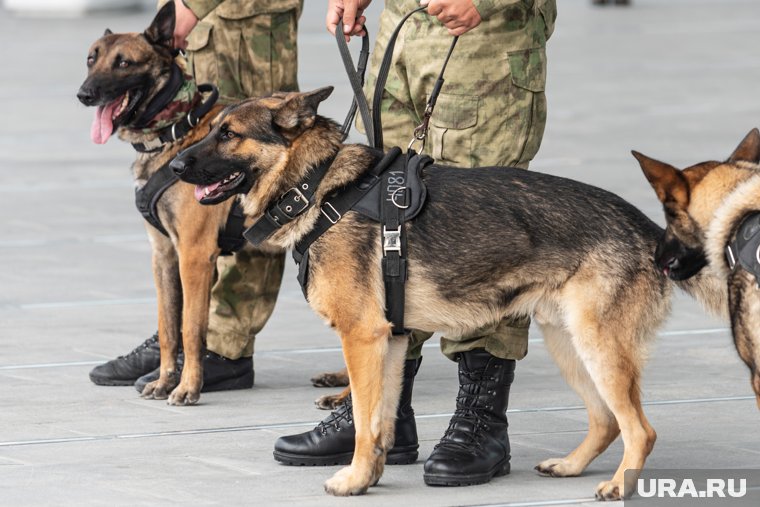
[324,466,370,496]
[311,370,349,388]
[141,380,173,400]
[535,457,583,477]
[167,381,201,406]
[595,479,624,501]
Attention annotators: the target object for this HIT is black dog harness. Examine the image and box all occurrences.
[241,148,432,336]
[241,8,455,334]
[725,211,760,285]
[132,82,247,255]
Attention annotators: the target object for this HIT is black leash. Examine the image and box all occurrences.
[331,7,459,335]
[335,30,372,143]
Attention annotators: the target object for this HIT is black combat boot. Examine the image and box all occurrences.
[89,333,161,386]
[273,357,421,466]
[134,350,253,393]
[424,349,516,486]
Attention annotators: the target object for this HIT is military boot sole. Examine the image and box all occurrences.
[423,459,510,487]
[273,446,419,467]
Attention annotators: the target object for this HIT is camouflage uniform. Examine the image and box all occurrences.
[364,0,557,361]
[173,0,302,359]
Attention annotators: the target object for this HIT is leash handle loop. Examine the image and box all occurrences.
[336,30,373,145]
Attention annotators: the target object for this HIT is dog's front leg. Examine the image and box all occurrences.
[141,236,182,400]
[324,325,407,496]
[168,240,217,406]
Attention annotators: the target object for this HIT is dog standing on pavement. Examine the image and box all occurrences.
[77,3,247,405]
[635,128,760,409]
[170,87,727,499]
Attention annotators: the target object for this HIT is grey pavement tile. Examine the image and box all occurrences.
[1,0,759,506]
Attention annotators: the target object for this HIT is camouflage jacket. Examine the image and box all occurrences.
[181,0,300,20]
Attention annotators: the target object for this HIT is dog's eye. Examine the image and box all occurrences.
[87,56,95,66]
[119,60,130,69]
[222,130,237,140]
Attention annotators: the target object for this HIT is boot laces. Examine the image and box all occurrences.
[317,395,353,434]
[121,334,159,359]
[437,369,498,452]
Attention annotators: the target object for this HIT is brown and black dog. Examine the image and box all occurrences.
[635,128,760,409]
[171,88,727,498]
[77,3,249,405]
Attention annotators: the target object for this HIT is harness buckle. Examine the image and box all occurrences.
[383,226,402,254]
[171,122,179,142]
[280,187,310,217]
[321,202,342,224]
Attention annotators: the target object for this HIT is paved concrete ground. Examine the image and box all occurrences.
[1,0,759,506]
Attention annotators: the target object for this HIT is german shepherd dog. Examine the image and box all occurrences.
[77,3,243,405]
[635,128,760,409]
[170,87,726,499]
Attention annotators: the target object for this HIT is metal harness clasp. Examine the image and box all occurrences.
[383,226,402,254]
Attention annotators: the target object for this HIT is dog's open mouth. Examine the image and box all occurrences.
[194,171,246,204]
[90,89,142,144]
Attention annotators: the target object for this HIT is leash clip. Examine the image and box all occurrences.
[383,226,402,254]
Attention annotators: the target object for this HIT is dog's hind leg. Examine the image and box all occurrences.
[534,323,620,478]
[323,322,406,496]
[567,319,656,501]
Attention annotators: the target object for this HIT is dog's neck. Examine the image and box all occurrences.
[243,116,381,250]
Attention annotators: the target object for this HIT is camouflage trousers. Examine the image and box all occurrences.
[184,2,300,359]
[365,3,550,361]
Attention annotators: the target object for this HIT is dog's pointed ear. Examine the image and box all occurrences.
[103,28,113,36]
[273,87,334,132]
[728,128,760,164]
[144,1,176,49]
[632,150,689,207]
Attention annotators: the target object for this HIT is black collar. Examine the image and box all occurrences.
[242,155,337,246]
[131,63,185,129]
[725,211,760,284]
[131,83,219,153]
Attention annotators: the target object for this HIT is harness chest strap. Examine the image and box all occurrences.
[134,163,246,255]
[725,211,760,285]
[242,155,338,247]
[240,148,429,336]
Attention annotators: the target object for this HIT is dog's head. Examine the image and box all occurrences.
[635,128,760,280]
[77,2,177,144]
[170,87,334,205]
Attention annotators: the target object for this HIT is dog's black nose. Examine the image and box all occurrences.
[170,156,194,176]
[77,87,96,106]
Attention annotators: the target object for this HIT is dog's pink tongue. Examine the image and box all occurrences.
[194,182,222,201]
[90,100,119,144]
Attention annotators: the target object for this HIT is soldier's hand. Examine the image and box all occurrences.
[421,0,482,36]
[327,0,371,41]
[173,0,199,50]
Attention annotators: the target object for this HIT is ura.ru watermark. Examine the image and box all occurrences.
[624,469,760,506]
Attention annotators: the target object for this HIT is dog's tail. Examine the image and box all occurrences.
[672,270,729,321]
